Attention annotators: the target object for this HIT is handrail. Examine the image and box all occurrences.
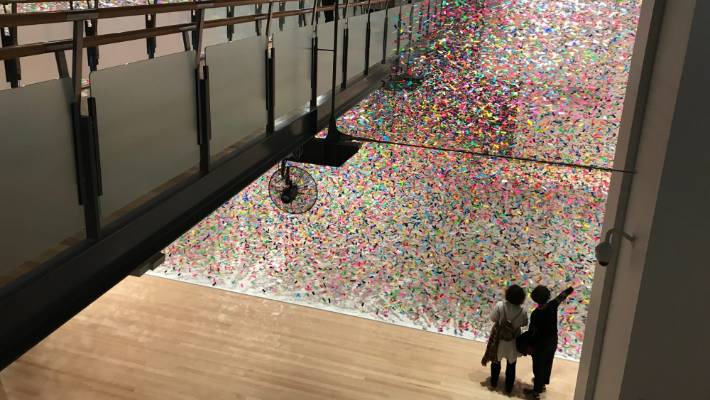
[0,0,378,26]
[0,0,387,61]
[0,0,298,26]
[1,0,149,3]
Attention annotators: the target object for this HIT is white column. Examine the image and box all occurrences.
[576,0,710,398]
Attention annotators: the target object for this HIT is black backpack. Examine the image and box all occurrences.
[498,306,522,341]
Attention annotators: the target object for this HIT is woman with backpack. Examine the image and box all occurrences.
[481,284,528,394]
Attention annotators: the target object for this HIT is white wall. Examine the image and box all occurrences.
[617,1,710,397]
[577,0,710,398]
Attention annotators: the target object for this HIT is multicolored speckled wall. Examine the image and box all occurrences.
[149,0,641,360]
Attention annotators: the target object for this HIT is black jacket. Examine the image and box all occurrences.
[528,287,573,350]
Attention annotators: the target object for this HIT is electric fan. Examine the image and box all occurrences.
[269,161,318,214]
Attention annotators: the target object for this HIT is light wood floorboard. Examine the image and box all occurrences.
[1,276,578,400]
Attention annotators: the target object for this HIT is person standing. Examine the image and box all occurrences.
[482,284,528,394]
[523,286,574,398]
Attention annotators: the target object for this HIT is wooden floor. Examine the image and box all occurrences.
[0,276,579,400]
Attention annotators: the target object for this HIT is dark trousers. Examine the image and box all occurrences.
[532,345,556,392]
[490,360,516,393]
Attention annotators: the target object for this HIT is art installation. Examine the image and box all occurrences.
[148,0,641,360]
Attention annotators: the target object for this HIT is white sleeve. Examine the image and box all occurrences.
[490,302,500,323]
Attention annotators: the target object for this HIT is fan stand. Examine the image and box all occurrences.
[279,160,299,204]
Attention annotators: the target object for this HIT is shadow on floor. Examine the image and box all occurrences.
[470,372,535,399]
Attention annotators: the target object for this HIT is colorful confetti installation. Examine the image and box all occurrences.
[146,0,641,361]
[152,143,609,360]
[341,0,641,168]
